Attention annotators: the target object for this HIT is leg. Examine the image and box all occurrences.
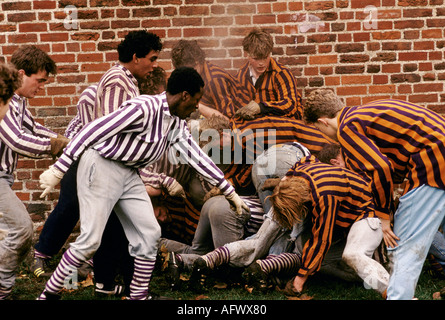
[93,210,133,297]
[252,144,307,213]
[387,185,445,300]
[0,175,33,299]
[113,170,161,300]
[207,196,250,249]
[342,218,389,296]
[34,162,80,258]
[38,150,125,299]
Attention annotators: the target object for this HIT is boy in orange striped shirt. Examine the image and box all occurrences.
[235,28,303,120]
[269,155,389,297]
[303,89,445,300]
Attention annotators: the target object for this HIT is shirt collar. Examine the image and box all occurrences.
[115,63,138,86]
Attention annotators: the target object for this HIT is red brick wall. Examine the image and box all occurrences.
[1,0,444,215]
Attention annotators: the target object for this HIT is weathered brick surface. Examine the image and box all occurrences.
[0,0,444,214]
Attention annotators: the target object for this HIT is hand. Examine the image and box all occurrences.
[281,275,306,297]
[261,178,281,191]
[39,166,64,198]
[293,275,307,293]
[163,179,186,199]
[381,218,399,248]
[225,191,250,215]
[203,186,222,202]
[235,100,261,120]
[50,135,70,159]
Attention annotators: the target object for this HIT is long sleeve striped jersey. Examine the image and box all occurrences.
[223,116,334,194]
[54,93,235,197]
[200,62,251,119]
[236,57,303,120]
[285,155,375,278]
[0,94,58,175]
[64,84,98,139]
[337,99,445,219]
[94,63,140,119]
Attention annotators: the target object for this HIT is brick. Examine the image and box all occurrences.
[335,43,364,53]
[7,12,36,23]
[339,54,370,63]
[309,55,338,65]
[335,65,365,74]
[304,1,335,11]
[341,75,372,85]
[2,2,32,11]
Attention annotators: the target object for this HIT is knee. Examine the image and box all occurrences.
[342,249,360,268]
[206,196,235,224]
[202,196,230,218]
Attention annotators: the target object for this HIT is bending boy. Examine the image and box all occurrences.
[37,67,248,300]
[304,89,445,299]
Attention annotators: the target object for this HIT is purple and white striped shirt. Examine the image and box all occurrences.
[64,84,98,139]
[94,63,140,119]
[54,93,235,196]
[0,94,58,175]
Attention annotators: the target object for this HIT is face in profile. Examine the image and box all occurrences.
[16,70,48,99]
[173,88,204,120]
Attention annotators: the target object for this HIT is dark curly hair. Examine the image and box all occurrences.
[0,63,22,104]
[167,67,204,96]
[10,45,57,77]
[171,40,206,69]
[118,30,162,63]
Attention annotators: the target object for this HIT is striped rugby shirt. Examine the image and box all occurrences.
[64,84,98,139]
[236,57,303,120]
[94,63,140,119]
[285,155,375,278]
[0,94,58,175]
[54,93,235,197]
[224,116,334,194]
[200,62,251,119]
[337,99,445,219]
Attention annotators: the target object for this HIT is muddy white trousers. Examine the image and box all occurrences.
[342,217,389,295]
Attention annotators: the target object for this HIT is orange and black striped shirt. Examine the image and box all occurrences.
[337,99,445,219]
[223,116,334,195]
[236,57,303,120]
[200,62,251,119]
[285,155,375,278]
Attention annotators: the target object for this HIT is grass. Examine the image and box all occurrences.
[4,256,443,319]
[7,254,445,302]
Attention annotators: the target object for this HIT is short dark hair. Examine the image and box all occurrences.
[171,40,206,69]
[0,63,21,104]
[10,45,57,77]
[167,67,204,96]
[118,30,162,63]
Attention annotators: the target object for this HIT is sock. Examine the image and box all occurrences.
[201,246,230,270]
[38,248,83,299]
[129,257,156,300]
[34,250,51,259]
[258,253,301,275]
[0,286,12,300]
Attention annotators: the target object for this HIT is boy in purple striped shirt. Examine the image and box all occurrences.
[37,67,248,300]
[33,31,162,297]
[0,46,67,300]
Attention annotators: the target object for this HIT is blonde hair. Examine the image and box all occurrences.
[268,176,311,229]
[303,89,344,124]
